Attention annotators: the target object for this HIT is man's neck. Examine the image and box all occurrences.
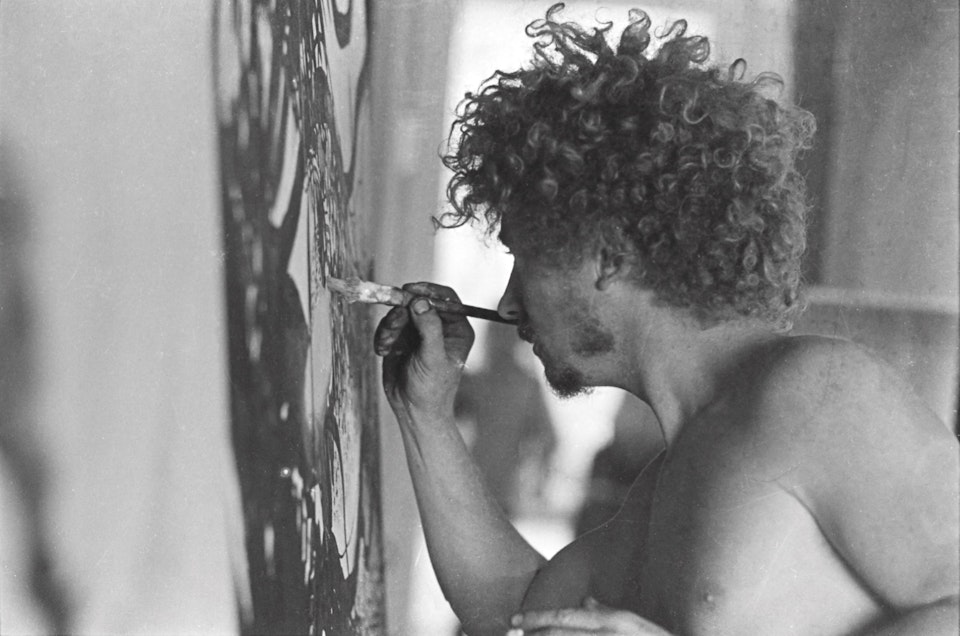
[619,310,781,448]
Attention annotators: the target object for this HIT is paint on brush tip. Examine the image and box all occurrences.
[327,277,405,305]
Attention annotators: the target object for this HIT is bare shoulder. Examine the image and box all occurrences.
[724,334,956,488]
[734,335,960,608]
[744,334,948,443]
[735,332,957,500]
[755,334,908,403]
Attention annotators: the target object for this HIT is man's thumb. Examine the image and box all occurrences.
[409,298,444,361]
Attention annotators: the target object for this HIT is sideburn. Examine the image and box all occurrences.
[566,292,615,357]
[571,313,615,356]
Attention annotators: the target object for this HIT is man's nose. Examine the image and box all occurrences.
[497,267,522,321]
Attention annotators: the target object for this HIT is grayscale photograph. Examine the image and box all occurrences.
[1,1,957,634]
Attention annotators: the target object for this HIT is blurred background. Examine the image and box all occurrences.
[2,1,957,634]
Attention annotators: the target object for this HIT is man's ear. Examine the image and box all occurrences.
[595,246,632,290]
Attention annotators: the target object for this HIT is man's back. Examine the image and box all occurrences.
[521,335,959,635]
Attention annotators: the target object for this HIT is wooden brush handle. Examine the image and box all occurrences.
[421,297,516,325]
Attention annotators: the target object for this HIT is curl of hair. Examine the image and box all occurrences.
[440,3,816,327]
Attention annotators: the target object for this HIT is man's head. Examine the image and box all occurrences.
[498,253,618,398]
[441,4,816,331]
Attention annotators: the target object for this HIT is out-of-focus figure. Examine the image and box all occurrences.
[455,325,556,518]
[574,396,664,537]
[0,151,71,635]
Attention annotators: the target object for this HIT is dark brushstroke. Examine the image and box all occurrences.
[331,0,353,49]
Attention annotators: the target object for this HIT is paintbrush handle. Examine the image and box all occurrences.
[427,298,516,325]
[388,286,515,324]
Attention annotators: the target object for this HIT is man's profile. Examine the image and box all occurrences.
[374,5,960,635]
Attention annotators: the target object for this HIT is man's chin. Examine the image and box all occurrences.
[544,364,590,399]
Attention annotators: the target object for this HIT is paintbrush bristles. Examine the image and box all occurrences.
[326,276,410,306]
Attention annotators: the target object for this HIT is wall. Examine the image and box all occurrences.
[1,3,240,633]
[793,0,959,427]
[819,0,958,299]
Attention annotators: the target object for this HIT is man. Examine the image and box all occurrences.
[374,5,960,635]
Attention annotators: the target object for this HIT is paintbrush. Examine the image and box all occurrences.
[327,276,516,325]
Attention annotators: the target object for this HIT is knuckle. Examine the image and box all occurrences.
[373,330,392,349]
[434,284,459,301]
[374,321,401,341]
[386,306,409,324]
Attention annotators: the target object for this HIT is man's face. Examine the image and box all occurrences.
[497,254,615,398]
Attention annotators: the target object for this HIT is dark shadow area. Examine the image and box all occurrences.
[0,144,72,635]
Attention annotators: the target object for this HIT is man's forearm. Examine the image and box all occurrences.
[398,410,546,636]
[857,597,959,636]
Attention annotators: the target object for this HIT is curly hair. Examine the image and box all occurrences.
[440,3,816,327]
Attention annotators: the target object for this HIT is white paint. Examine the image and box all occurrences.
[317,0,367,170]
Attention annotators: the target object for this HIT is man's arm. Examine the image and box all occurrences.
[767,340,959,635]
[375,283,546,636]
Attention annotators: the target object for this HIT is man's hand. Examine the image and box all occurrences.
[374,282,475,424]
[506,597,673,635]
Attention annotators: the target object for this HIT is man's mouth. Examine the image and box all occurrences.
[517,323,534,343]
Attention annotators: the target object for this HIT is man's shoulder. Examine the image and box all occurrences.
[745,333,914,424]
[729,333,950,480]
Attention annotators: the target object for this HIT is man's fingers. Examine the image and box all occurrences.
[513,608,607,632]
[407,298,447,367]
[507,629,591,636]
[381,350,403,389]
[374,287,474,372]
[511,604,670,635]
[402,281,461,303]
[437,312,474,361]
[374,306,411,356]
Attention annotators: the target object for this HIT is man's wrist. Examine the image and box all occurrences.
[392,400,455,431]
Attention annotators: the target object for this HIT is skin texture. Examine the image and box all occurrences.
[375,259,959,636]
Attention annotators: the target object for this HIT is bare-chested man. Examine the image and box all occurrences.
[374,5,960,635]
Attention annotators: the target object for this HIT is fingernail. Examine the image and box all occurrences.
[412,298,431,314]
[505,629,523,636]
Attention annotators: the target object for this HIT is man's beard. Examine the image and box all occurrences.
[544,362,589,398]
[538,311,615,399]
